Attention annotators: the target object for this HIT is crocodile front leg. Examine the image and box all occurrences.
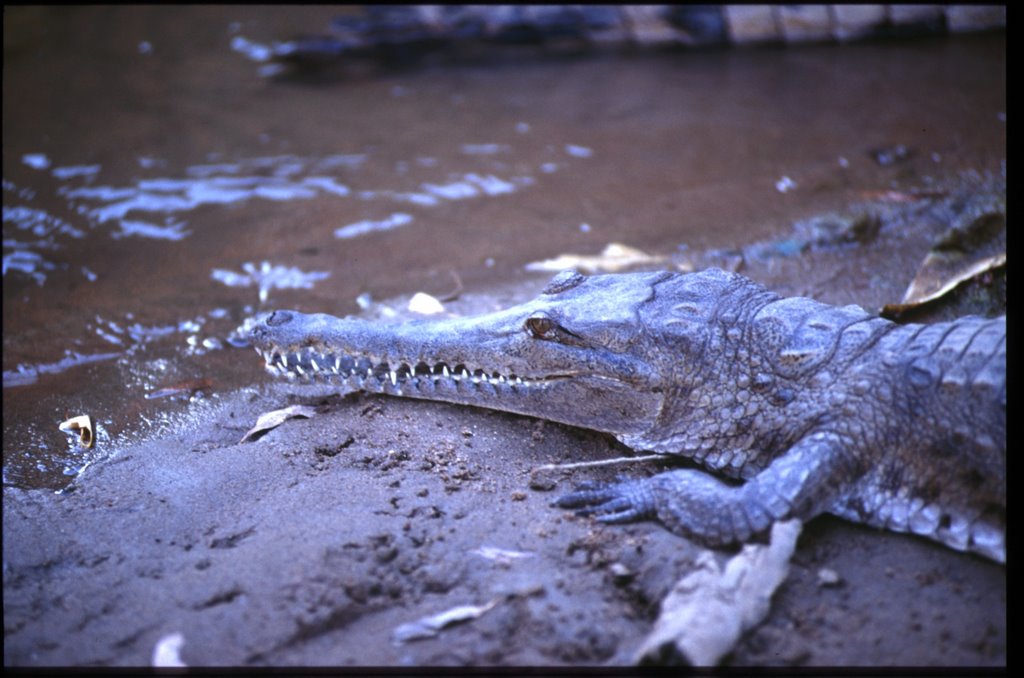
[556,432,864,546]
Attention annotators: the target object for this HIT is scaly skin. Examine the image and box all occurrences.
[250,269,1006,562]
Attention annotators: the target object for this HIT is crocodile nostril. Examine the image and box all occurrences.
[266,311,293,327]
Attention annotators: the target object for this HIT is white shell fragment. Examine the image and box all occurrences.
[392,600,498,644]
[152,632,187,667]
[407,292,445,315]
[59,415,95,449]
[470,545,535,564]
[817,567,842,587]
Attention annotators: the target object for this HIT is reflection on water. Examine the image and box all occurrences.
[3,350,121,389]
[4,143,585,287]
[212,261,330,303]
[335,213,412,239]
[1,7,1004,490]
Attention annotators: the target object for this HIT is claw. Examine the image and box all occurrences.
[593,504,647,523]
[555,477,657,524]
[553,486,614,509]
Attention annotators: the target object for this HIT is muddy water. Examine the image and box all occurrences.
[2,7,1005,489]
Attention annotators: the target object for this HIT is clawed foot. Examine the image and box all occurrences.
[554,467,789,546]
[554,477,657,524]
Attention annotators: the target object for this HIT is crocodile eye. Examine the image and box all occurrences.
[525,316,555,338]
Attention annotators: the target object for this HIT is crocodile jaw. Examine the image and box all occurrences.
[250,308,664,437]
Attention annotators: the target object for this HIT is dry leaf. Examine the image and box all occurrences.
[240,405,317,443]
[144,378,213,400]
[884,208,1005,315]
[858,189,948,203]
[525,242,670,274]
[634,519,802,666]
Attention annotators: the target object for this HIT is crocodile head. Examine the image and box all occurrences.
[250,270,675,438]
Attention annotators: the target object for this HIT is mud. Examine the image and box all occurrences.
[2,382,1005,667]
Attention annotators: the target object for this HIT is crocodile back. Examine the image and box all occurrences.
[633,269,1005,559]
[830,315,1006,559]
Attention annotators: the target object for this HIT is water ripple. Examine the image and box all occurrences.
[4,141,584,285]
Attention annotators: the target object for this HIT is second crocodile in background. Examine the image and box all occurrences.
[250,268,1006,562]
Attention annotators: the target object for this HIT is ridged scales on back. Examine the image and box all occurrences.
[251,268,1006,562]
[561,270,1005,561]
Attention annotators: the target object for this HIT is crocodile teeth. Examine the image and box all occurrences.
[261,347,552,391]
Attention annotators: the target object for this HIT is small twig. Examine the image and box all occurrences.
[438,269,464,302]
[533,453,666,473]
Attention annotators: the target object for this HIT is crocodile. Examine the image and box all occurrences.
[250,268,1006,562]
[265,5,1005,76]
